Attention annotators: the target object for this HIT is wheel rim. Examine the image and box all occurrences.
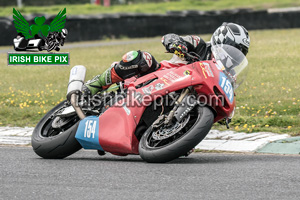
[145,107,201,149]
[47,41,56,51]
[40,105,79,138]
[152,114,190,141]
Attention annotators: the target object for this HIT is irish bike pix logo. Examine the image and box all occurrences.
[8,8,69,65]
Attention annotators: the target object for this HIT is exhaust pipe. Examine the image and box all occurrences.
[70,93,85,120]
[66,65,86,120]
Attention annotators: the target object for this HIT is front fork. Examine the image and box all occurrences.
[153,87,196,128]
[164,87,191,125]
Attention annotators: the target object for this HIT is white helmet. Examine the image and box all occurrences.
[211,22,250,55]
[61,28,68,38]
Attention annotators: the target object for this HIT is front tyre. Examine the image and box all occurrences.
[31,101,82,159]
[139,106,214,163]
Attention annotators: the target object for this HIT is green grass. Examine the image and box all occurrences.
[0,29,300,135]
[214,29,300,135]
[1,0,300,16]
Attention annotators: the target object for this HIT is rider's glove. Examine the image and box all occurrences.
[168,41,188,58]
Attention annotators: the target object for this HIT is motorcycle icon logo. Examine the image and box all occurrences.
[12,8,68,52]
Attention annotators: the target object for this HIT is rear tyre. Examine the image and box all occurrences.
[31,101,82,159]
[139,106,214,163]
[47,41,57,52]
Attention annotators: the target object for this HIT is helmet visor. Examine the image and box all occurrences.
[212,44,248,89]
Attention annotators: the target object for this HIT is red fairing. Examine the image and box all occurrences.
[192,60,236,122]
[97,58,235,155]
[160,60,185,69]
[98,101,140,155]
[132,60,235,121]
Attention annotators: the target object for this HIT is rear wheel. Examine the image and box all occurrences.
[47,41,57,52]
[31,101,82,159]
[139,106,214,163]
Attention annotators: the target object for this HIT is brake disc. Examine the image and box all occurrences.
[152,114,190,140]
[51,116,74,129]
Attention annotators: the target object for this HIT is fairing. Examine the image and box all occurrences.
[75,45,248,154]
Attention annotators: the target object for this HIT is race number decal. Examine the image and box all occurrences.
[75,116,103,150]
[84,120,97,139]
[219,72,234,103]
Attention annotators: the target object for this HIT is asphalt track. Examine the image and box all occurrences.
[1,147,300,200]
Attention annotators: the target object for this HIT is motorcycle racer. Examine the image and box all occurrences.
[83,22,250,96]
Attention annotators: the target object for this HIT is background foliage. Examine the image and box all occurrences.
[0,29,299,135]
[1,0,300,16]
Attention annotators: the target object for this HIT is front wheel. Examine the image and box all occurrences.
[31,101,82,159]
[139,106,214,163]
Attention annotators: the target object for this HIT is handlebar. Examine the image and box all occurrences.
[185,52,201,63]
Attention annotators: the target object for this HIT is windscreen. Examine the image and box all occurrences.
[211,44,248,89]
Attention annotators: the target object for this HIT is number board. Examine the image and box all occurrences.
[219,72,234,103]
[75,116,104,150]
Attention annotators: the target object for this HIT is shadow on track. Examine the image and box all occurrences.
[31,150,292,164]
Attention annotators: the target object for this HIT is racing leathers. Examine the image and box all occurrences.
[84,34,211,96]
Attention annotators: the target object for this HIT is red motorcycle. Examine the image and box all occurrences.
[31,44,248,163]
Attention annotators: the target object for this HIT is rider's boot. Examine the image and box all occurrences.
[83,62,123,96]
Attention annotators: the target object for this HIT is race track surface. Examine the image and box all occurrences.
[0,146,299,200]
